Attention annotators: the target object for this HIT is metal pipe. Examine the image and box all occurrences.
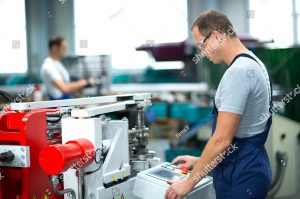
[50,175,76,199]
[78,169,84,199]
[136,107,145,129]
[134,107,149,155]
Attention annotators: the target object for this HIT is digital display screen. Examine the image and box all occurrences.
[146,167,186,182]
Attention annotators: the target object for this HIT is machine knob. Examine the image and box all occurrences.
[39,139,95,175]
[0,150,15,162]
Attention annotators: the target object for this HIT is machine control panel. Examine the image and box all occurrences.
[146,163,187,182]
[133,162,215,199]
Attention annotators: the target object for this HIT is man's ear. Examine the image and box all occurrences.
[216,32,226,44]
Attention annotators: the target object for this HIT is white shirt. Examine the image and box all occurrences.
[40,57,70,99]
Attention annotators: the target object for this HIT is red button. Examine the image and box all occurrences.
[181,164,190,174]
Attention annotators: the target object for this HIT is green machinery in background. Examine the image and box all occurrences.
[199,47,300,123]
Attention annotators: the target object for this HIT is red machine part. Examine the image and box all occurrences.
[39,139,95,175]
[0,109,63,199]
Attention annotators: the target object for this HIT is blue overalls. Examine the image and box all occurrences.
[211,53,273,199]
[48,93,72,100]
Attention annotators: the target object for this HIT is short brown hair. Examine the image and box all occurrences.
[191,10,237,38]
[48,35,64,50]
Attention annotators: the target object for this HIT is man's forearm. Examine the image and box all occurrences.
[187,134,232,184]
[65,79,88,93]
[52,79,88,94]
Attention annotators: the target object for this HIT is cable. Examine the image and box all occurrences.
[268,151,288,197]
[50,175,76,199]
[47,112,68,123]
[84,163,102,175]
[84,148,103,175]
[0,90,14,102]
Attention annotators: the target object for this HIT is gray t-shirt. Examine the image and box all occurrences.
[215,51,271,138]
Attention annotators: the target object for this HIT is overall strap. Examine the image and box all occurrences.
[233,53,273,114]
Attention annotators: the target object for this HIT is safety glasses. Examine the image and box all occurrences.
[197,31,213,52]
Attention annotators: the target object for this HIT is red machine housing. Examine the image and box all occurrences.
[39,139,95,175]
[0,109,63,199]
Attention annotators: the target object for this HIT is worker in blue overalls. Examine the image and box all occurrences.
[41,36,94,100]
[165,10,272,199]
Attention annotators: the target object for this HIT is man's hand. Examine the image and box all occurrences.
[172,155,199,169]
[87,77,102,87]
[52,79,88,93]
[164,178,196,199]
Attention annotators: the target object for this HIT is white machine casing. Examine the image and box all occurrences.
[62,117,135,198]
[266,114,300,198]
[133,163,215,199]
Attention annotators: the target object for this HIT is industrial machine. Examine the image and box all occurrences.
[266,114,300,198]
[0,93,214,199]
